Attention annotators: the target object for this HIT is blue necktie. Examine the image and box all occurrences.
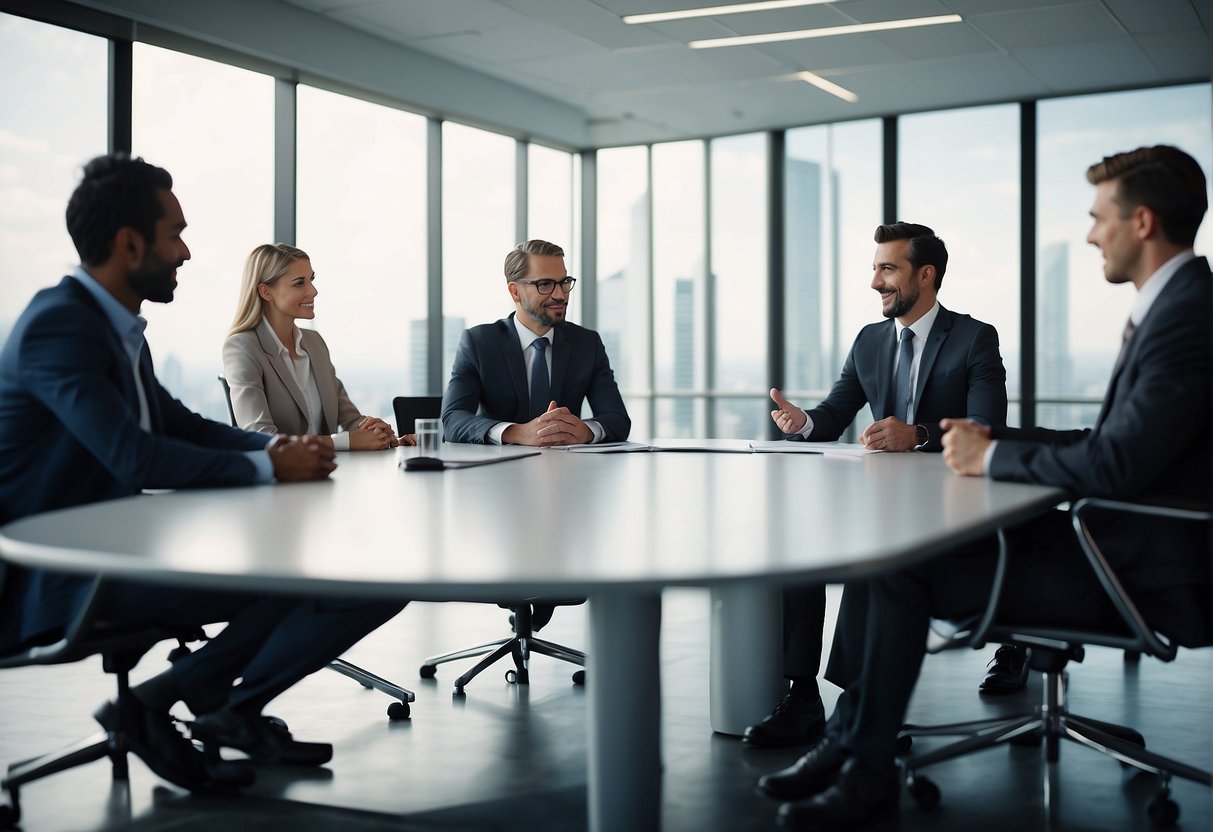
[893,328,915,423]
[529,337,551,419]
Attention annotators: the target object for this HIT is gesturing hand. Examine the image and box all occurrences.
[769,387,808,434]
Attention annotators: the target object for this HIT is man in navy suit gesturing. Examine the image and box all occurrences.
[0,154,402,791]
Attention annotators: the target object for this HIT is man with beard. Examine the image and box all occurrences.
[0,154,403,792]
[441,239,630,446]
[743,222,1011,752]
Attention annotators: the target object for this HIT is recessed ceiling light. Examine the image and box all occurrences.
[689,14,963,48]
[622,0,836,25]
[796,70,857,103]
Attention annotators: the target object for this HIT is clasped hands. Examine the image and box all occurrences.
[348,416,416,451]
[503,401,593,446]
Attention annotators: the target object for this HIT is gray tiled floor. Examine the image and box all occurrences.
[0,588,1209,831]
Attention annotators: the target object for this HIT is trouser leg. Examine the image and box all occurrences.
[782,583,826,680]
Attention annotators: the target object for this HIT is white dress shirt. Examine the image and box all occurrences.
[262,321,351,451]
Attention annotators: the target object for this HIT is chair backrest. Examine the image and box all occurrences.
[393,396,443,436]
[218,375,237,428]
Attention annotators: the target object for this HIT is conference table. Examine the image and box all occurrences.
[0,443,1064,831]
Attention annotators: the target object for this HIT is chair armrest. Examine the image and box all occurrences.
[1070,498,1211,661]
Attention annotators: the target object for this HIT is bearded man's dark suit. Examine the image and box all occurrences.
[0,276,401,715]
[782,306,1008,684]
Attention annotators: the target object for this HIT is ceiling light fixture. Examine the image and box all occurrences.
[622,0,836,25]
[797,70,857,102]
[688,14,962,48]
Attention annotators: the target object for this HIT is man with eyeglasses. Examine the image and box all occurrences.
[441,239,631,447]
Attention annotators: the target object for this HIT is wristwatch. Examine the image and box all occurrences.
[915,424,929,447]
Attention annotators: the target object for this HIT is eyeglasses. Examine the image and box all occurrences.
[515,276,576,295]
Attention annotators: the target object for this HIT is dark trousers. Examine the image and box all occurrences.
[99,584,404,715]
[782,584,827,680]
[822,516,1119,772]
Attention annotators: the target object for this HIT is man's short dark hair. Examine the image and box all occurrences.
[1087,145,1207,247]
[65,154,174,267]
[504,239,565,282]
[873,222,948,290]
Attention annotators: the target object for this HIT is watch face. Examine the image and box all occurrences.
[916,425,928,444]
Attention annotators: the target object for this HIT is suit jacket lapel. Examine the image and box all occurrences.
[550,326,569,404]
[874,320,896,418]
[305,332,339,433]
[914,307,952,411]
[138,347,164,433]
[256,324,310,422]
[501,315,530,421]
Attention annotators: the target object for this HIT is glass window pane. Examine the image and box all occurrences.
[785,120,882,407]
[133,44,274,421]
[713,397,769,440]
[653,140,706,438]
[900,104,1020,421]
[1036,84,1212,428]
[528,143,580,323]
[711,133,768,424]
[596,145,650,397]
[296,85,427,415]
[442,122,516,378]
[0,13,107,344]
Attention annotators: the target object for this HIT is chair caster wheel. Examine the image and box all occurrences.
[386,701,410,720]
[1147,793,1179,828]
[0,797,21,829]
[572,670,586,685]
[505,669,517,684]
[419,664,437,679]
[453,685,465,696]
[896,734,912,754]
[908,776,940,810]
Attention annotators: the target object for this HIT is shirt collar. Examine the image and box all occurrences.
[895,300,941,342]
[1130,249,1195,327]
[69,266,147,351]
[259,317,305,358]
[512,313,553,350]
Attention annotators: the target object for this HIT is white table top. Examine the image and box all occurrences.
[0,446,1064,600]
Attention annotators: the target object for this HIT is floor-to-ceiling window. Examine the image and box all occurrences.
[596,145,651,438]
[900,104,1022,426]
[711,133,768,439]
[784,120,882,435]
[1035,84,1213,429]
[0,12,106,344]
[132,44,274,421]
[441,122,515,382]
[296,85,427,415]
[653,140,707,438]
[527,143,580,324]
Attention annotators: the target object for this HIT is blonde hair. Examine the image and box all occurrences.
[228,243,310,336]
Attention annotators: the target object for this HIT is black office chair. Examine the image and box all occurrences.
[393,396,586,693]
[218,375,415,720]
[392,395,443,438]
[898,501,1212,828]
[0,567,206,828]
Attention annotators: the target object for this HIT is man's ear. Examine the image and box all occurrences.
[917,264,935,289]
[507,281,521,304]
[1133,204,1157,241]
[114,227,145,269]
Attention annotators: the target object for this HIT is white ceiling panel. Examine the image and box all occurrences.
[1015,39,1160,91]
[1104,0,1204,35]
[870,20,1003,61]
[1133,31,1211,79]
[970,3,1126,51]
[336,0,532,41]
[752,32,911,69]
[842,0,958,24]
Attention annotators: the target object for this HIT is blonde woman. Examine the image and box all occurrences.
[224,243,413,450]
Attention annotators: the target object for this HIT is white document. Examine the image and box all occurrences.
[747,440,880,456]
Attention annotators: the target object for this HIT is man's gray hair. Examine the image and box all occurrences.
[504,239,565,282]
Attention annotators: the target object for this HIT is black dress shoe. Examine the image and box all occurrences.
[94,697,211,791]
[757,734,846,801]
[743,692,826,748]
[777,757,899,830]
[191,710,333,767]
[979,644,1030,695]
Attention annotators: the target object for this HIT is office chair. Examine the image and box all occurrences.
[898,501,1212,828]
[393,396,587,693]
[0,568,207,828]
[218,375,415,720]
